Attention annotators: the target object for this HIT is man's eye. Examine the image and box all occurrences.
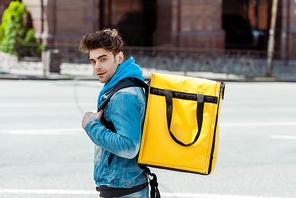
[90,60,95,64]
[101,58,106,62]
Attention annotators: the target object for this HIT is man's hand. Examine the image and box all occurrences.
[82,110,104,130]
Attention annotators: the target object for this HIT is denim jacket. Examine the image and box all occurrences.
[84,86,147,188]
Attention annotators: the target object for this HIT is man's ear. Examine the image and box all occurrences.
[117,52,124,64]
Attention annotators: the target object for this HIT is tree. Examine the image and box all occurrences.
[0,0,43,56]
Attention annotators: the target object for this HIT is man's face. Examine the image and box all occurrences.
[89,48,124,83]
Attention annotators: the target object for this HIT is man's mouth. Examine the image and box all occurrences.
[97,72,105,76]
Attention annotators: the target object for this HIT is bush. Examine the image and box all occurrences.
[0,0,44,56]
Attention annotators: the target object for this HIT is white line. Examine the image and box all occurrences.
[220,122,296,127]
[0,189,292,198]
[161,193,293,198]
[162,193,292,198]
[271,135,296,140]
[0,103,93,108]
[0,189,96,195]
[1,122,295,136]
[0,128,83,135]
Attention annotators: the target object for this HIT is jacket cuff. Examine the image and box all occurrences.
[85,119,101,133]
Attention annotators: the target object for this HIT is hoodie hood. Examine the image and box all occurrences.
[97,57,144,105]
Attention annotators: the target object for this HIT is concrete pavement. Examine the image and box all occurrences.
[1,80,296,197]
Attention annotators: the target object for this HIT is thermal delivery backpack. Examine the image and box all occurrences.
[138,73,225,175]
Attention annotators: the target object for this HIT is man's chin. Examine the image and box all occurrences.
[96,76,104,82]
[97,76,108,83]
[98,79,105,83]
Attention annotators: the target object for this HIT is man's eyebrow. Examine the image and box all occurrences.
[89,55,107,61]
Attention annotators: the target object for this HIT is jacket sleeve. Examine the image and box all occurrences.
[84,92,142,159]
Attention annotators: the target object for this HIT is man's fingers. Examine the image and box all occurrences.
[82,112,93,129]
[82,111,104,130]
[97,110,104,120]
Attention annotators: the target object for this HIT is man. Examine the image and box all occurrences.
[80,29,149,198]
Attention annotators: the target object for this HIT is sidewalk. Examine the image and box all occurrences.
[1,50,296,82]
[1,67,296,82]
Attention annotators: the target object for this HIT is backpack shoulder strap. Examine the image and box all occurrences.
[97,77,148,112]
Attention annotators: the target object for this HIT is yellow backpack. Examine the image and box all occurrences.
[138,73,225,175]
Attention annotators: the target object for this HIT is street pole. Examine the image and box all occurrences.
[285,0,290,65]
[266,0,278,77]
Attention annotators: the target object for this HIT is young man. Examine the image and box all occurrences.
[80,29,149,198]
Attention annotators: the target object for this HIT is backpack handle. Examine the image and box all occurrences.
[165,89,204,147]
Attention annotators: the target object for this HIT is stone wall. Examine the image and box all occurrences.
[23,0,99,47]
[153,0,225,49]
[280,0,296,53]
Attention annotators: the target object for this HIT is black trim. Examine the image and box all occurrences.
[138,163,209,175]
[150,87,218,104]
[207,82,225,174]
[96,182,149,197]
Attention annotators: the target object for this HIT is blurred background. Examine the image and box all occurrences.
[0,0,296,79]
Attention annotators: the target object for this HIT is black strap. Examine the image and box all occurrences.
[165,89,205,147]
[98,77,148,131]
[151,87,217,103]
[139,165,161,198]
[96,182,149,197]
[97,77,148,112]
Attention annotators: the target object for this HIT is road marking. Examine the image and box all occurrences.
[0,103,93,108]
[1,121,296,136]
[162,193,293,198]
[220,122,296,127]
[0,189,96,195]
[0,128,83,135]
[271,135,296,140]
[0,189,292,198]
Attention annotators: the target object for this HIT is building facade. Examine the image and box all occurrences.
[0,0,296,52]
[153,0,225,48]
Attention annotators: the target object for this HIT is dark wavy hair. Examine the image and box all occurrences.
[79,29,124,56]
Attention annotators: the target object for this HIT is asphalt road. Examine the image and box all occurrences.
[0,80,296,198]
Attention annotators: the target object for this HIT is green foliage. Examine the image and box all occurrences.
[0,0,43,56]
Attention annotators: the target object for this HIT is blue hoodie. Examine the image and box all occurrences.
[98,57,144,104]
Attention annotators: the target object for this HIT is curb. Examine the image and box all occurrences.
[1,73,296,83]
[0,74,73,81]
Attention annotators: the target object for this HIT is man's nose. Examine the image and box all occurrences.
[94,62,101,69]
